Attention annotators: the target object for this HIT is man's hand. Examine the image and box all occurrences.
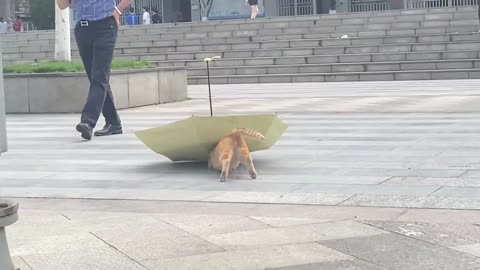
[113,8,121,27]
[57,0,70,10]
[112,0,133,27]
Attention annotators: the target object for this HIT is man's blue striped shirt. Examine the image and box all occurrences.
[70,0,116,25]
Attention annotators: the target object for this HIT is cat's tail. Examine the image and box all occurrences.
[232,128,265,140]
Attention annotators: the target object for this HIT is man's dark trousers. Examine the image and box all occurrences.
[74,16,121,130]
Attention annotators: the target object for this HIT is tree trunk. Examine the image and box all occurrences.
[200,0,214,20]
[54,2,71,62]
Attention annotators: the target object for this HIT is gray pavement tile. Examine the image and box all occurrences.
[141,243,351,270]
[320,234,480,270]
[383,176,480,187]
[362,220,480,247]
[153,214,271,236]
[22,247,148,270]
[423,197,480,210]
[92,223,225,261]
[430,186,480,198]
[10,233,106,257]
[5,80,480,210]
[203,220,387,250]
[61,211,174,232]
[339,194,433,208]
[82,189,223,201]
[396,208,480,224]
[0,187,103,199]
[253,204,405,221]
[254,175,388,184]
[452,244,480,257]
[265,259,388,270]
[7,210,87,242]
[335,168,466,178]
[203,191,352,205]
[248,216,332,227]
[294,183,438,196]
[461,170,480,178]
[12,256,32,270]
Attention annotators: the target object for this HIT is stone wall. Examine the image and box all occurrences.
[4,67,188,114]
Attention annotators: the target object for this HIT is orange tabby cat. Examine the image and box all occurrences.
[208,128,265,182]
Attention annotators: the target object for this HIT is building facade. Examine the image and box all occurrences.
[0,0,16,20]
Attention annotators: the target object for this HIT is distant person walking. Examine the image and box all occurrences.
[0,18,8,34]
[143,7,151,24]
[151,8,162,24]
[246,0,259,19]
[57,0,133,140]
[13,16,23,32]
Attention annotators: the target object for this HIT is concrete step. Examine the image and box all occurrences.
[187,68,480,84]
[152,51,480,68]
[186,59,480,77]
[105,40,480,62]
[2,23,478,55]
[115,31,480,55]
[1,6,475,44]
[120,7,475,36]
[8,37,479,63]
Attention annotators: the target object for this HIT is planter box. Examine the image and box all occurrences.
[4,67,188,113]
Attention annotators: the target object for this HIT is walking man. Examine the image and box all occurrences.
[57,0,133,140]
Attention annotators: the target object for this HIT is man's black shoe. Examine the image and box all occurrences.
[76,123,92,140]
[94,124,123,137]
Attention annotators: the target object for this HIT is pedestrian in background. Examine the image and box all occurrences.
[143,7,151,24]
[246,0,259,19]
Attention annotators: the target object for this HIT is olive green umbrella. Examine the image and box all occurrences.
[134,56,288,162]
[134,114,287,161]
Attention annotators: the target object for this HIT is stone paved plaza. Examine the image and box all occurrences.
[2,80,480,269]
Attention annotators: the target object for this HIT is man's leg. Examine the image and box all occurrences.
[74,27,93,82]
[74,25,95,140]
[81,17,121,131]
[95,18,122,136]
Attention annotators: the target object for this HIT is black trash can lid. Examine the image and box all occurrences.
[0,199,19,218]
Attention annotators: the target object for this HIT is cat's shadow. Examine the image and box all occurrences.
[134,161,211,175]
[133,160,264,181]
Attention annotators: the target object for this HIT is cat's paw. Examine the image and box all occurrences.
[219,175,226,182]
[249,172,257,179]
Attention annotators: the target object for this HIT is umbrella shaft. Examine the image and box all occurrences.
[207,61,213,117]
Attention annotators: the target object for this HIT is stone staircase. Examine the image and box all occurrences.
[1,6,479,84]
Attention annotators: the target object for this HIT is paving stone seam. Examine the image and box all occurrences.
[150,215,229,253]
[377,176,396,185]
[360,221,480,259]
[243,216,277,228]
[393,208,410,221]
[18,256,33,270]
[334,195,358,206]
[425,186,444,197]
[89,232,152,270]
[314,239,396,270]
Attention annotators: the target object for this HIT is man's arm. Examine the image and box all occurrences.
[57,0,70,10]
[112,0,134,27]
[115,0,134,13]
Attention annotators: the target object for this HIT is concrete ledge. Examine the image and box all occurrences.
[4,67,188,114]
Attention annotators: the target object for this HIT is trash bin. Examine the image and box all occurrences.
[0,199,19,270]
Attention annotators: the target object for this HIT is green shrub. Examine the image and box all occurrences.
[4,60,153,74]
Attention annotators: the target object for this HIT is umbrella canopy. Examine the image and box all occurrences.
[134,114,287,162]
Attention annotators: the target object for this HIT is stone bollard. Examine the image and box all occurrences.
[0,199,19,270]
